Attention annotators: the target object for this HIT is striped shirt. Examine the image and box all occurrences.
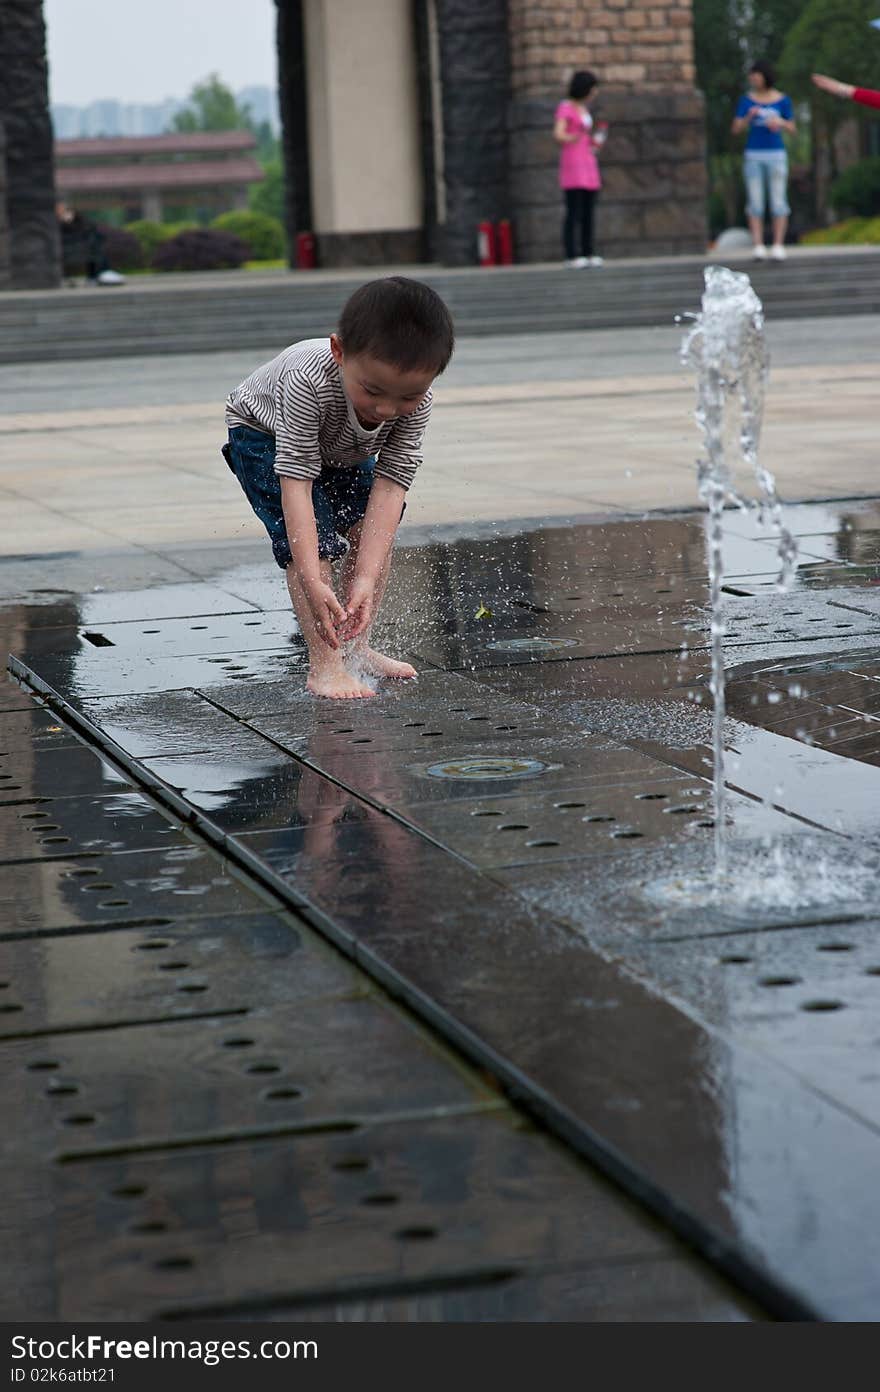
[225,338,431,491]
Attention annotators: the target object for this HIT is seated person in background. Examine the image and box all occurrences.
[56,202,125,285]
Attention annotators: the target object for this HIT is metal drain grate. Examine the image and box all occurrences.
[424,757,552,781]
[486,638,580,654]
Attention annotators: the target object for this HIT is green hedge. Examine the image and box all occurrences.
[830,157,880,218]
[210,210,285,261]
[801,216,880,245]
[125,220,198,260]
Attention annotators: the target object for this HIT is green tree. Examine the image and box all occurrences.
[249,157,285,223]
[694,0,810,158]
[172,73,253,132]
[254,119,280,164]
[782,0,880,170]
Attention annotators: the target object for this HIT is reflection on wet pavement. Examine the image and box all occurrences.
[6,498,880,1320]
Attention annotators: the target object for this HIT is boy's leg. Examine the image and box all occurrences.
[225,429,374,699]
[285,559,377,699]
[338,523,416,681]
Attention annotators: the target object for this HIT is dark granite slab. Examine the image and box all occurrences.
[0,846,264,940]
[79,689,269,760]
[2,997,494,1157]
[0,744,138,806]
[10,647,308,700]
[73,610,300,657]
[6,1112,691,1320]
[75,583,260,625]
[197,668,495,720]
[0,791,188,864]
[251,710,560,759]
[393,781,800,871]
[0,706,82,749]
[634,719,880,844]
[140,749,374,835]
[0,912,357,1039]
[229,1255,759,1322]
[0,674,41,712]
[618,919,880,1130]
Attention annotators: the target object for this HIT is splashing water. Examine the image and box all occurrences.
[680,266,798,883]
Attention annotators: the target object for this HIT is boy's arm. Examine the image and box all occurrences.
[340,477,406,639]
[340,392,433,637]
[280,476,347,648]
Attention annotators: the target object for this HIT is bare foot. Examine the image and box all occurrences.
[307,659,375,699]
[359,648,418,681]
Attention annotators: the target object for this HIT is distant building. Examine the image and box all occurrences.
[50,89,279,141]
[54,131,265,222]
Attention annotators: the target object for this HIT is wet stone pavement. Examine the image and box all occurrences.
[4,499,880,1321]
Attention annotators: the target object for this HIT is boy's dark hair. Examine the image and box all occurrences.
[568,70,598,100]
[337,276,455,373]
[749,60,776,88]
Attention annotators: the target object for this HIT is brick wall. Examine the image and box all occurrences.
[506,0,707,261]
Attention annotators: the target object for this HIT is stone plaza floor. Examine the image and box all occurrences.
[2,310,880,1321]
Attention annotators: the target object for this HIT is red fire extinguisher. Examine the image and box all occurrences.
[296,231,316,270]
[477,220,497,267]
[496,219,514,265]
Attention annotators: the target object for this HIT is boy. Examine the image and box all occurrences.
[223,276,455,699]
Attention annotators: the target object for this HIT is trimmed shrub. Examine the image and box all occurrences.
[152,228,250,272]
[95,224,144,271]
[801,216,880,245]
[210,210,285,260]
[830,157,880,218]
[125,219,177,260]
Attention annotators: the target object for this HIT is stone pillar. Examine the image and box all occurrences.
[507,0,707,261]
[434,0,510,265]
[141,189,162,221]
[301,0,424,267]
[276,0,313,264]
[0,123,10,289]
[0,0,61,287]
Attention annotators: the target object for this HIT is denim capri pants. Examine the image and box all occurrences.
[743,152,790,219]
[223,424,377,568]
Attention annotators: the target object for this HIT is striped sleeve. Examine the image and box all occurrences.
[273,369,322,480]
[375,390,432,490]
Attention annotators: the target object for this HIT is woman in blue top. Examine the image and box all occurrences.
[732,60,796,262]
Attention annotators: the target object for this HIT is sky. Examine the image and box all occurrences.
[43,0,277,105]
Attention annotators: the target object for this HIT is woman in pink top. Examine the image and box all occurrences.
[554,70,605,268]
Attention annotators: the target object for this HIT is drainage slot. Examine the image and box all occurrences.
[82,632,115,648]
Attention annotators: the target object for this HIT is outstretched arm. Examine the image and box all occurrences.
[812,73,855,100]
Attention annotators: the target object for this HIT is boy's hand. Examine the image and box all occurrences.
[339,574,375,640]
[303,578,347,649]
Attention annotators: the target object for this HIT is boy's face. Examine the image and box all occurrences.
[330,333,434,429]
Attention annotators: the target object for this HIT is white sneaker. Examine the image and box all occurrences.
[588,256,604,267]
[570,256,589,268]
[752,244,767,261]
[769,244,787,261]
[97,268,126,285]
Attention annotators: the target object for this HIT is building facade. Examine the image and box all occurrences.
[55,133,265,223]
[0,0,705,288]
[277,0,707,267]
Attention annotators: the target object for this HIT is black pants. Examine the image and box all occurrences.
[563,188,598,260]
